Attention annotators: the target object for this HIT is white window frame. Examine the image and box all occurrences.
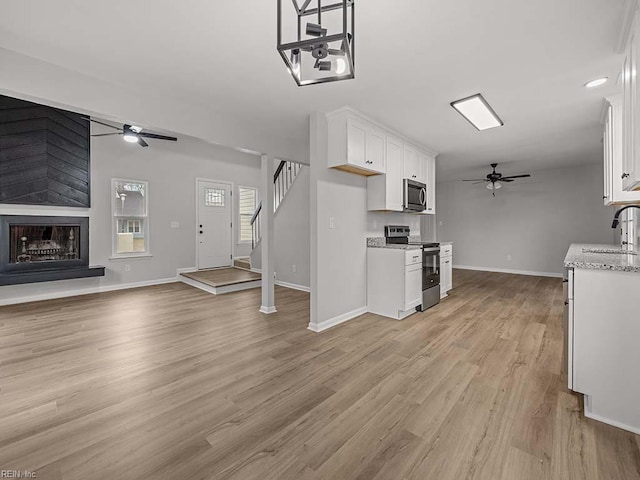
[111,178,151,259]
[237,185,259,245]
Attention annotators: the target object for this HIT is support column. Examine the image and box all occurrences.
[260,154,277,314]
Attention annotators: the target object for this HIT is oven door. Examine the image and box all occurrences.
[404,179,427,212]
[422,247,440,289]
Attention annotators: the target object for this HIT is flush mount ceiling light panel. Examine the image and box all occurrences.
[277,0,355,86]
[585,77,608,88]
[451,93,504,131]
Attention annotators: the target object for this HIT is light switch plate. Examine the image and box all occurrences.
[329,217,335,229]
[171,221,180,229]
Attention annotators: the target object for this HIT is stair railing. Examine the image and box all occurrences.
[250,160,302,249]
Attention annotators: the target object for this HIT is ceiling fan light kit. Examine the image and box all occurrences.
[277,0,355,86]
[463,163,531,197]
[88,119,177,148]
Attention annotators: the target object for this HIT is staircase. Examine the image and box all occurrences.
[250,160,303,253]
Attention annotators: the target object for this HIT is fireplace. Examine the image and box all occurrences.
[0,216,104,285]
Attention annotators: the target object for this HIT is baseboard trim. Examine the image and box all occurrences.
[0,276,179,306]
[176,267,198,275]
[453,265,563,279]
[259,305,277,314]
[275,280,311,293]
[308,306,368,333]
[584,405,640,435]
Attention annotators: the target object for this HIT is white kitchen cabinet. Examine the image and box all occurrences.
[622,10,640,191]
[568,267,640,434]
[367,248,422,320]
[367,135,404,211]
[327,111,386,176]
[403,145,424,183]
[603,95,640,205]
[424,154,436,214]
[440,244,453,298]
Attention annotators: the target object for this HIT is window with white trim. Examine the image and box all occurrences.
[112,179,149,256]
[238,186,258,244]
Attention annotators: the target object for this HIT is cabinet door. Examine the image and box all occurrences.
[403,145,421,181]
[623,18,640,191]
[386,136,404,211]
[366,127,386,173]
[404,264,422,310]
[347,119,367,169]
[603,104,612,205]
[425,155,436,214]
[445,258,453,291]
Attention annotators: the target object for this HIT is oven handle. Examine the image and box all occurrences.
[422,247,440,253]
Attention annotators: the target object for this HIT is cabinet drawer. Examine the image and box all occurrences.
[405,250,422,266]
[441,245,452,257]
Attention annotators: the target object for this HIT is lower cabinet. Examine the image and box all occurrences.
[440,244,453,298]
[567,267,640,434]
[367,248,422,320]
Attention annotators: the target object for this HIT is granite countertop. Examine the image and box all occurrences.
[367,236,422,250]
[564,244,640,273]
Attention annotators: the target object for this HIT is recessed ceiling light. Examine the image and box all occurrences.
[451,94,504,131]
[585,77,608,88]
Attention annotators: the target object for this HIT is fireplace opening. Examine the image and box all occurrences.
[0,215,104,285]
[10,224,80,264]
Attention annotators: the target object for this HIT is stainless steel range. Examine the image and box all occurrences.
[385,225,441,311]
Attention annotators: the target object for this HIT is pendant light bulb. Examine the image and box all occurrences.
[336,58,347,75]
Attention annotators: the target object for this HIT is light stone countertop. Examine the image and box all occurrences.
[367,236,422,250]
[564,244,640,273]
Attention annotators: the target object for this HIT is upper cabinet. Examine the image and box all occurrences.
[328,107,438,214]
[328,111,386,176]
[603,95,640,205]
[621,9,640,191]
[403,145,424,183]
[424,155,436,213]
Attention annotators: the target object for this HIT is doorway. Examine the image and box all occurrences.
[196,179,233,269]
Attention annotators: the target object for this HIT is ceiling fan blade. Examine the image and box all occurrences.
[91,132,123,137]
[472,181,486,184]
[88,118,122,130]
[500,174,531,180]
[500,178,515,182]
[138,137,149,147]
[462,179,487,182]
[139,132,178,141]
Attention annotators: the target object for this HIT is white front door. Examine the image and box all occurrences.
[197,180,232,269]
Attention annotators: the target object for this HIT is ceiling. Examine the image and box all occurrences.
[0,0,626,180]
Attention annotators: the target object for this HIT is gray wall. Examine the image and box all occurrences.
[0,134,262,304]
[309,113,425,330]
[250,165,312,289]
[436,163,616,276]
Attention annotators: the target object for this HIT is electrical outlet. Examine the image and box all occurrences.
[170,221,180,229]
[506,255,512,262]
[292,264,297,273]
[439,221,444,227]
[329,217,335,229]
[125,264,131,272]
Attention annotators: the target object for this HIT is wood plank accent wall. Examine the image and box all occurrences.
[0,95,90,207]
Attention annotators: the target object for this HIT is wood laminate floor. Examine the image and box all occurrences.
[181,267,260,287]
[0,270,639,479]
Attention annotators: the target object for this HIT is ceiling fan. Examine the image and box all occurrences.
[89,119,177,147]
[462,163,531,196]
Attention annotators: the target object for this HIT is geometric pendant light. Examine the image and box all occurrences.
[277,0,355,86]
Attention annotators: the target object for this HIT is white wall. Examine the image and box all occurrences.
[436,163,616,276]
[250,165,312,289]
[0,134,261,304]
[309,113,422,331]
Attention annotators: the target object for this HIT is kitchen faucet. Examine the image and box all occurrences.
[611,205,640,228]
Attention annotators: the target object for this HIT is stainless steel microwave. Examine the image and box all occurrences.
[403,179,427,212]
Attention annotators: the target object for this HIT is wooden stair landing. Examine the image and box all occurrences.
[180,267,261,295]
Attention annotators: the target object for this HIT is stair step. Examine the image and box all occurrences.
[234,257,251,270]
[180,267,260,295]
